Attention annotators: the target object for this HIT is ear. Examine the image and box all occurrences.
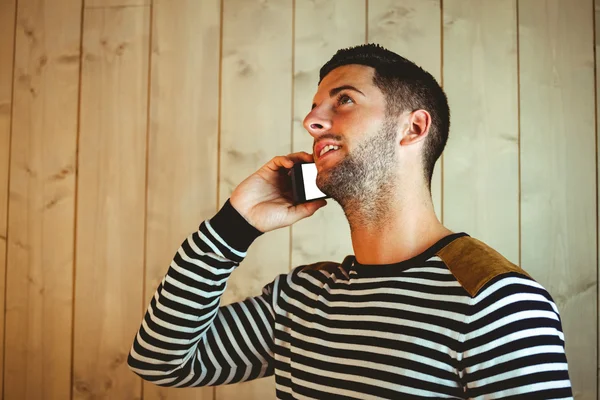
[399,110,431,146]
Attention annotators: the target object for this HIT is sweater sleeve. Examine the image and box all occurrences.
[461,273,573,399]
[127,200,280,387]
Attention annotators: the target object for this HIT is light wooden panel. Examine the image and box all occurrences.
[143,0,221,399]
[0,0,16,395]
[290,0,364,267]
[73,6,149,399]
[217,0,293,399]
[519,0,596,398]
[442,0,519,264]
[86,0,149,9]
[367,0,443,220]
[4,0,81,398]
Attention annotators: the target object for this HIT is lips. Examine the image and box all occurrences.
[318,148,340,164]
[314,141,343,160]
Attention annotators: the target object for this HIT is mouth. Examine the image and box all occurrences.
[315,143,342,161]
[318,146,341,163]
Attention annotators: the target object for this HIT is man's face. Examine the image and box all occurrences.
[303,64,399,206]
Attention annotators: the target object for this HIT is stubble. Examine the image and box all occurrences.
[316,117,399,231]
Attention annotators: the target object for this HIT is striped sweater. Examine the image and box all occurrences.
[128,200,573,399]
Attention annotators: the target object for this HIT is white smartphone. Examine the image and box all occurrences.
[291,162,328,204]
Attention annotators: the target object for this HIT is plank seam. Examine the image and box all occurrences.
[2,0,19,396]
[516,0,522,269]
[593,0,600,394]
[216,0,224,216]
[84,4,148,10]
[214,0,224,396]
[140,0,155,398]
[70,0,86,399]
[365,0,368,44]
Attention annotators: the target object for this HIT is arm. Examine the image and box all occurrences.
[128,152,326,387]
[127,200,278,387]
[461,273,572,399]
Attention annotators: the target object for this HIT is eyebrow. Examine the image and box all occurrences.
[311,85,366,109]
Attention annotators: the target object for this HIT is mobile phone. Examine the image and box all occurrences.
[291,162,328,204]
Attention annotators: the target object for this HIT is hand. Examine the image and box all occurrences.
[230,152,328,233]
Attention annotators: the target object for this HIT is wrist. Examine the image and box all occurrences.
[209,199,264,252]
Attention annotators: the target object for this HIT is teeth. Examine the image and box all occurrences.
[319,145,340,157]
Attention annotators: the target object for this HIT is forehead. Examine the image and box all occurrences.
[313,64,378,99]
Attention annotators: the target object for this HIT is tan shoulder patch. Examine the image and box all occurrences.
[436,236,531,297]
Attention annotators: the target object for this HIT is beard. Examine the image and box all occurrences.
[316,117,398,228]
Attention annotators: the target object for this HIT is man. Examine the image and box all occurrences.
[128,44,572,399]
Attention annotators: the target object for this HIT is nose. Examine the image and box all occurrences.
[303,107,332,138]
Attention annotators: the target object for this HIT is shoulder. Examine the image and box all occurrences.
[289,255,355,283]
[293,259,347,278]
[436,235,532,297]
[474,272,559,314]
[264,258,348,297]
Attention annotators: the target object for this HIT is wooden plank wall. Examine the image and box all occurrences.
[520,1,596,396]
[5,1,81,399]
[0,0,16,395]
[0,0,597,399]
[143,1,220,399]
[73,4,150,399]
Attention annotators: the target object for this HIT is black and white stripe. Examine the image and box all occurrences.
[128,203,572,399]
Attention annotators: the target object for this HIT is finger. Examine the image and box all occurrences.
[305,199,327,213]
[288,199,328,223]
[285,151,314,164]
[265,152,313,172]
[264,156,293,172]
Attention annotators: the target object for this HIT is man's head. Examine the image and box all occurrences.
[303,44,450,218]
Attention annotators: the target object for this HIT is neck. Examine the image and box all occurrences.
[344,185,453,265]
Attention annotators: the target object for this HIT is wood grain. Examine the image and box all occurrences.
[73,6,149,399]
[442,0,519,264]
[291,0,364,268]
[85,0,149,9]
[143,0,220,398]
[0,0,16,395]
[367,0,443,220]
[1,2,599,399]
[217,0,293,398]
[4,0,81,398]
[519,0,596,398]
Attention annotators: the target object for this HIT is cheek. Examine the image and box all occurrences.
[336,110,374,136]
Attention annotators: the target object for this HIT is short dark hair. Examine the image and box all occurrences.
[319,43,450,191]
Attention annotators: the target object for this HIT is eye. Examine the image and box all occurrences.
[337,93,354,106]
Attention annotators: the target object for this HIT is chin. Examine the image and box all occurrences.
[316,167,342,200]
[315,173,328,195]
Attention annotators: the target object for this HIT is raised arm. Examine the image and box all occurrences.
[128,152,327,387]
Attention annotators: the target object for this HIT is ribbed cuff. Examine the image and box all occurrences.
[208,199,264,252]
